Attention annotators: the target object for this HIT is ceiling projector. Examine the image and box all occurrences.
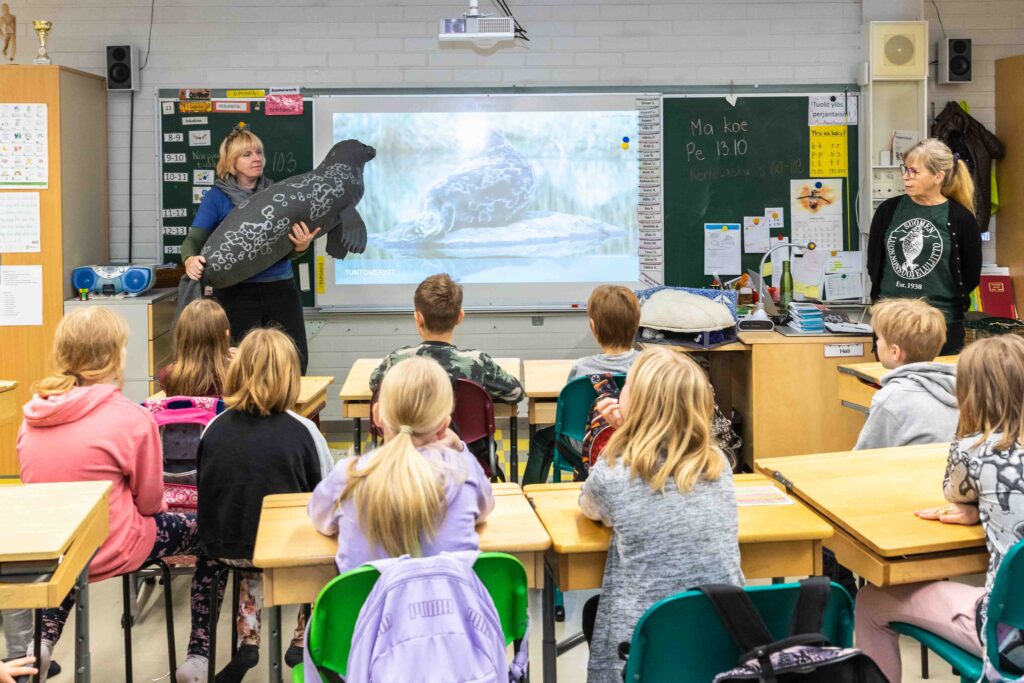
[439,0,515,48]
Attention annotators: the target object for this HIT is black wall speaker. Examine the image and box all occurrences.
[938,38,972,84]
[105,44,138,91]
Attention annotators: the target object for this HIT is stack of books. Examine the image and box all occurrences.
[787,302,825,333]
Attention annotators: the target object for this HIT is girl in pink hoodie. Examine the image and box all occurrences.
[17,307,223,683]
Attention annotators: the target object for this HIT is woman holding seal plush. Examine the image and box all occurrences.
[867,138,982,355]
[182,125,318,372]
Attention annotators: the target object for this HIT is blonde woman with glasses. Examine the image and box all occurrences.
[578,346,743,683]
[867,137,982,354]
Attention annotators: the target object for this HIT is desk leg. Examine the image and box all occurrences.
[542,558,557,683]
[510,414,519,484]
[352,418,361,455]
[74,568,91,683]
[268,605,282,683]
[33,608,42,683]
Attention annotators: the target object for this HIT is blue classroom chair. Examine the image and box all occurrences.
[622,581,854,683]
[552,373,626,482]
[892,538,1024,683]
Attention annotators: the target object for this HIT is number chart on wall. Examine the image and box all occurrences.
[662,92,859,297]
[157,93,313,295]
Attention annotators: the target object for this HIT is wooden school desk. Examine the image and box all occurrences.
[757,443,988,587]
[0,481,112,683]
[338,357,522,475]
[251,488,550,683]
[146,375,334,421]
[837,356,959,413]
[524,474,834,682]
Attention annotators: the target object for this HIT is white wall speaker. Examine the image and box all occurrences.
[867,21,928,80]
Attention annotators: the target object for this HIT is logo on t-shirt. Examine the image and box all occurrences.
[886,218,943,280]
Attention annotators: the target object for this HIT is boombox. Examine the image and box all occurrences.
[71,264,156,295]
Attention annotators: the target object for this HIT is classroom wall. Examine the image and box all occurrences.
[8,0,1022,418]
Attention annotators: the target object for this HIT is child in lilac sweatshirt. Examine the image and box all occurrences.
[309,355,493,573]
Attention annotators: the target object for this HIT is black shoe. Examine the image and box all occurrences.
[48,660,62,678]
[554,606,565,622]
[285,644,304,668]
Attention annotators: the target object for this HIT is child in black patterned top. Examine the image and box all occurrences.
[856,335,1024,681]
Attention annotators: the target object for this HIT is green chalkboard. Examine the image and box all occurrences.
[158,94,314,306]
[662,95,859,287]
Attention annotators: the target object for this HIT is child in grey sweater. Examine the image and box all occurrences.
[855,298,958,450]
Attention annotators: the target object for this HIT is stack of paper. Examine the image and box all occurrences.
[788,302,825,333]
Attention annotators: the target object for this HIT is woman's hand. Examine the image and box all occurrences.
[288,221,322,253]
[0,656,38,683]
[184,255,206,281]
[595,397,624,429]
[915,502,980,525]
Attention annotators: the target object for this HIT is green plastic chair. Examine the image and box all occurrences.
[552,373,626,482]
[621,581,854,682]
[892,538,1024,683]
[293,552,529,682]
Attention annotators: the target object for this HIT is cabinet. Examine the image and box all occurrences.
[0,66,108,476]
[64,289,178,402]
[995,55,1024,315]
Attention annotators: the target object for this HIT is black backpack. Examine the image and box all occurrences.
[699,577,888,683]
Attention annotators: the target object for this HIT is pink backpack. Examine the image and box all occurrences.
[142,396,222,512]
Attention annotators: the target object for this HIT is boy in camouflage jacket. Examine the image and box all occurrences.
[369,273,523,404]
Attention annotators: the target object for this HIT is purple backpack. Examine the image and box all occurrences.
[335,551,527,683]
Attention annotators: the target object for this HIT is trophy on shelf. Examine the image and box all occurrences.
[32,19,51,64]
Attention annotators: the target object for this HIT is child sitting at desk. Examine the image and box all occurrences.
[579,346,743,683]
[197,328,332,682]
[16,308,222,683]
[856,335,1024,681]
[855,298,958,450]
[158,298,235,397]
[309,355,494,573]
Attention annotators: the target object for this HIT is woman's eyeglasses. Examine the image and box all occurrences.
[899,164,920,179]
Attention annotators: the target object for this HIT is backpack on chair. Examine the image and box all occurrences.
[701,577,888,682]
[343,552,527,683]
[142,395,222,512]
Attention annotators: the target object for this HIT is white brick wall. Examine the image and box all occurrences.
[7,0,1022,416]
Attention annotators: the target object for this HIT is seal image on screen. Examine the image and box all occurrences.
[391,128,535,241]
[201,139,376,288]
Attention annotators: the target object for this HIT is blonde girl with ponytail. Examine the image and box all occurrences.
[578,346,743,683]
[867,137,983,355]
[309,355,494,572]
[18,307,224,682]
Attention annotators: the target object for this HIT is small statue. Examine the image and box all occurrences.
[1,4,15,63]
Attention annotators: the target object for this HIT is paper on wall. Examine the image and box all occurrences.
[743,216,769,254]
[825,250,863,274]
[808,94,858,125]
[764,208,784,229]
[0,265,43,326]
[0,104,48,189]
[809,125,848,178]
[0,192,41,252]
[703,223,742,276]
[791,249,827,300]
[825,272,863,301]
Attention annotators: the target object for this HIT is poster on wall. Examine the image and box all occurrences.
[0,104,48,189]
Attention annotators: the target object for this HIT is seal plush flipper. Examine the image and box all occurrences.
[326,224,349,260]
[338,204,368,253]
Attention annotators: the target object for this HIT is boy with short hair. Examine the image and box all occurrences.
[855,298,958,450]
[370,273,523,403]
[568,285,642,381]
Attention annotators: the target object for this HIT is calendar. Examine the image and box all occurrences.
[790,178,843,251]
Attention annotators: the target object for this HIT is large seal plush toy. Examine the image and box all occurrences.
[174,139,374,322]
[392,128,535,240]
[201,139,375,287]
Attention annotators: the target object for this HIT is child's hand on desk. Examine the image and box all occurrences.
[916,503,980,525]
[595,397,624,429]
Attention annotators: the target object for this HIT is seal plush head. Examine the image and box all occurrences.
[199,139,375,289]
[393,128,535,241]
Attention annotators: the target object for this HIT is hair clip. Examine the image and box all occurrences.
[952,152,961,162]
[229,122,248,136]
